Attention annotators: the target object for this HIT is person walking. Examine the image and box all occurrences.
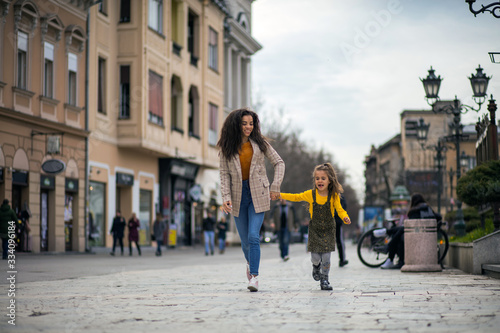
[110,210,126,256]
[128,212,141,256]
[218,108,285,292]
[269,198,296,261]
[153,213,166,256]
[381,193,441,269]
[0,199,17,260]
[334,196,349,267]
[280,163,351,290]
[217,215,228,254]
[203,211,216,256]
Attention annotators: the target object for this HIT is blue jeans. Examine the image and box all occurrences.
[219,238,226,251]
[204,231,215,254]
[278,228,290,259]
[234,180,265,276]
[156,240,163,255]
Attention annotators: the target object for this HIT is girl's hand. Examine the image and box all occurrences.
[221,201,232,214]
[343,217,351,225]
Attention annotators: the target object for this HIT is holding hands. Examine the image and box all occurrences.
[270,192,280,201]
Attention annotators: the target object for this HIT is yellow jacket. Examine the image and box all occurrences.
[280,190,349,221]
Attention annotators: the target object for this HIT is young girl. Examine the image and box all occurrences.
[280,163,351,290]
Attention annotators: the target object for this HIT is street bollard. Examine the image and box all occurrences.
[401,218,442,272]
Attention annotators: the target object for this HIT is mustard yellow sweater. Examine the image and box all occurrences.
[280,189,349,221]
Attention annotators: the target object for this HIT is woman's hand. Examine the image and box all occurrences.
[270,192,280,200]
[343,217,351,225]
[221,201,232,214]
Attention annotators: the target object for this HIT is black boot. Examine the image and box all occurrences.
[312,264,321,281]
[320,274,332,290]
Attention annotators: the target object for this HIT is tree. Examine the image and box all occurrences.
[456,160,500,231]
[255,104,361,235]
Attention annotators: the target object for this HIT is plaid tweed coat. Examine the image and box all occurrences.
[219,139,285,217]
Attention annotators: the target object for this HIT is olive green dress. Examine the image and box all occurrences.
[307,190,336,253]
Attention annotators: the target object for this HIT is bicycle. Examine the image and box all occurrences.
[357,219,449,268]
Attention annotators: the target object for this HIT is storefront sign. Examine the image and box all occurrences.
[41,175,55,189]
[116,172,134,186]
[42,159,66,174]
[12,170,28,186]
[65,178,79,193]
[170,160,198,179]
[189,184,201,201]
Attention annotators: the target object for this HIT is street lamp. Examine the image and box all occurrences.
[420,65,491,236]
[466,0,500,18]
[416,118,447,213]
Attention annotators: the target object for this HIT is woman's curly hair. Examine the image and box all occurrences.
[217,108,268,159]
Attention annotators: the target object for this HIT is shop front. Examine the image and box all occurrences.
[159,159,199,246]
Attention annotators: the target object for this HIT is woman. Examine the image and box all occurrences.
[128,212,141,256]
[218,108,285,292]
[381,193,441,269]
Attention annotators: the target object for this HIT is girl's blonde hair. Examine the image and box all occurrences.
[312,163,344,195]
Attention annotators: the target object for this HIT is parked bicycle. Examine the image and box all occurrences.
[357,218,449,268]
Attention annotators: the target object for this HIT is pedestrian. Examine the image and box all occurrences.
[280,163,351,290]
[217,215,228,254]
[269,198,297,261]
[218,108,285,292]
[203,211,216,256]
[0,199,17,260]
[110,210,126,256]
[381,193,441,269]
[334,196,349,267]
[128,212,141,256]
[153,212,166,256]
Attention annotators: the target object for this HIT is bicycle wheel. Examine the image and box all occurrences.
[437,228,449,266]
[357,229,390,268]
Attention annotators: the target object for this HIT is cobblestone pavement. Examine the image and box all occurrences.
[1,242,499,333]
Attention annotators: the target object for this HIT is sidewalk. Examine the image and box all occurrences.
[1,242,499,332]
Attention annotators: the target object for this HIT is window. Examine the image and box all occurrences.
[148,71,163,126]
[171,76,183,132]
[208,27,218,71]
[148,0,163,33]
[98,57,106,113]
[120,0,131,23]
[17,31,28,89]
[188,87,199,138]
[44,42,54,98]
[119,65,130,119]
[98,0,108,15]
[188,10,199,66]
[68,53,78,105]
[209,103,218,146]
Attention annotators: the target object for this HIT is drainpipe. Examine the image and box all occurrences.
[84,1,102,253]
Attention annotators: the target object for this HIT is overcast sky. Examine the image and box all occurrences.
[251,0,500,202]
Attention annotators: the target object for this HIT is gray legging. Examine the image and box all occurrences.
[311,252,331,276]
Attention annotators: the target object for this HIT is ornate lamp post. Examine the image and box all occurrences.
[420,65,491,236]
[416,118,446,213]
[466,0,500,18]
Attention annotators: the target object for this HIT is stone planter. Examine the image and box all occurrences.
[443,242,474,274]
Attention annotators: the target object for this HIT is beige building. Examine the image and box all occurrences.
[86,0,229,249]
[0,0,91,253]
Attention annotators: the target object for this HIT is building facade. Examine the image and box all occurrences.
[365,103,479,217]
[0,0,92,253]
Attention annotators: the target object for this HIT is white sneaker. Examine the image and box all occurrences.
[248,275,258,292]
[381,258,396,269]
